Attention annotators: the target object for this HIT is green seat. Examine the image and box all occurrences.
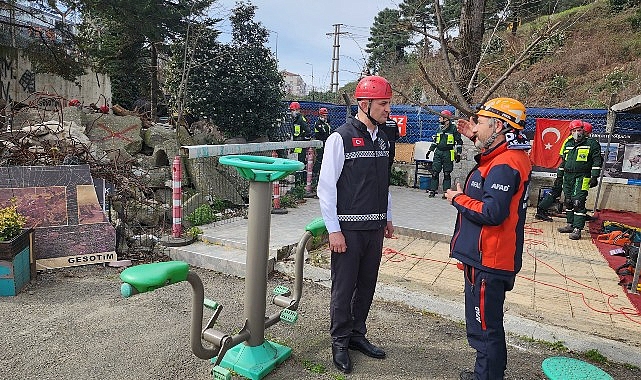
[120,261,190,293]
[542,357,613,380]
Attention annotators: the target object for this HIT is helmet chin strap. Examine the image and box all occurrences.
[479,126,511,149]
[358,101,385,127]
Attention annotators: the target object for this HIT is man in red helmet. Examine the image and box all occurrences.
[289,101,310,183]
[555,119,602,240]
[427,109,463,198]
[289,101,309,142]
[382,117,400,175]
[317,75,394,374]
[312,107,331,186]
[536,120,599,230]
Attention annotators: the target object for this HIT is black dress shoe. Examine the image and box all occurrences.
[348,337,386,359]
[332,345,352,374]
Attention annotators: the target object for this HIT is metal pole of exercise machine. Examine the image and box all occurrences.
[245,179,271,346]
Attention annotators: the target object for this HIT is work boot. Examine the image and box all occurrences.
[427,190,436,198]
[558,224,574,233]
[569,228,582,240]
[442,194,447,199]
[459,369,475,380]
[535,209,553,222]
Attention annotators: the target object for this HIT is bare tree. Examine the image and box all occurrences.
[400,0,568,116]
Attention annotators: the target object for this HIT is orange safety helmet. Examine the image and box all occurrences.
[354,75,392,100]
[289,101,301,110]
[440,109,453,117]
[319,107,328,115]
[569,119,592,134]
[477,97,526,130]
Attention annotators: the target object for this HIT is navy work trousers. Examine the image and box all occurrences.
[464,264,515,380]
[330,228,384,346]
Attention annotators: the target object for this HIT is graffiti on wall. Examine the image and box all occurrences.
[0,56,36,103]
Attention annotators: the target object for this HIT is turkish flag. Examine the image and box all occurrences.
[530,118,571,168]
[352,137,365,147]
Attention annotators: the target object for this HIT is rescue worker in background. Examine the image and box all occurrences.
[535,124,591,222]
[444,97,532,380]
[534,174,564,222]
[382,117,400,176]
[317,75,394,374]
[312,107,332,188]
[556,119,603,240]
[427,109,463,198]
[289,101,310,184]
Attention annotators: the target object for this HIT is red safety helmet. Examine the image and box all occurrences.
[440,110,453,117]
[319,107,328,116]
[354,75,392,100]
[99,105,110,114]
[569,119,592,134]
[289,101,301,110]
[68,99,80,106]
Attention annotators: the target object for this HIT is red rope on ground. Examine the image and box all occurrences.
[382,222,641,325]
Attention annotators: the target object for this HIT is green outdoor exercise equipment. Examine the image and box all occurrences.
[542,356,614,380]
[120,155,328,380]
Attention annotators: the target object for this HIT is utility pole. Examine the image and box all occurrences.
[306,63,314,102]
[326,24,347,95]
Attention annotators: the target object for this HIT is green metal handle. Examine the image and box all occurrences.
[305,217,327,237]
[218,155,304,182]
[119,261,190,297]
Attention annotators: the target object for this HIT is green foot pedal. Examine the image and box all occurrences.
[204,298,219,310]
[273,285,291,296]
[279,309,298,324]
[212,365,231,380]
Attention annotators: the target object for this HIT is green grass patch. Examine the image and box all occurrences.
[301,359,327,374]
[583,349,607,364]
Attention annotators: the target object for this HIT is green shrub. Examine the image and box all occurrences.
[185,204,217,226]
[186,226,203,238]
[390,168,408,186]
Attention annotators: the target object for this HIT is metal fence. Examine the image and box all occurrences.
[287,100,641,144]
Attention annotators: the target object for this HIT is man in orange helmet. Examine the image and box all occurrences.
[445,97,532,380]
[317,75,394,374]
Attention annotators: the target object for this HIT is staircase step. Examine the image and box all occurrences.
[167,241,274,278]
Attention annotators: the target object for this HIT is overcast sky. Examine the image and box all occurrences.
[211,0,402,91]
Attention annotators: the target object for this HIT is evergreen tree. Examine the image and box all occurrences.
[167,3,283,141]
[366,8,412,73]
[398,0,436,58]
[73,0,214,114]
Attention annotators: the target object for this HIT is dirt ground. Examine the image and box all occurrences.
[0,265,637,380]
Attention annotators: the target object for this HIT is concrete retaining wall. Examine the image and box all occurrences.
[1,51,111,106]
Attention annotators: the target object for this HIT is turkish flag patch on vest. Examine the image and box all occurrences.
[352,137,365,147]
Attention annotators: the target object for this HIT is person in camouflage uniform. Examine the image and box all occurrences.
[427,110,463,198]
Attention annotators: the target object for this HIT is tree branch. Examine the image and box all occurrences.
[433,0,469,109]
[481,20,562,103]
